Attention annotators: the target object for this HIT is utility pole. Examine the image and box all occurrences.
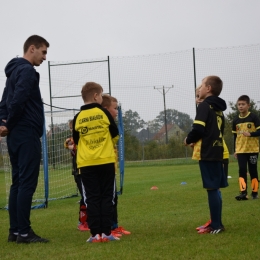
[154,85,174,144]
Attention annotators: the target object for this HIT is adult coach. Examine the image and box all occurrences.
[0,35,50,243]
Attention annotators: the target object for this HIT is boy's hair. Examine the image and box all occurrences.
[237,95,250,104]
[81,82,103,102]
[196,84,201,90]
[204,76,223,96]
[23,35,50,53]
[101,94,111,108]
[196,84,202,93]
[101,94,118,108]
[68,119,73,128]
[111,96,118,102]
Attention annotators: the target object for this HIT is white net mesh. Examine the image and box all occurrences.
[0,108,80,209]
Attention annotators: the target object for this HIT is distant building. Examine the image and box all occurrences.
[136,128,155,141]
[153,124,183,142]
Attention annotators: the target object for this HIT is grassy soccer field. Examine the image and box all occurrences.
[0,161,260,260]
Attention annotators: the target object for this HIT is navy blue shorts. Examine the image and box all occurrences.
[199,161,228,189]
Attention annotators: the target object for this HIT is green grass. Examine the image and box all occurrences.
[1,162,260,259]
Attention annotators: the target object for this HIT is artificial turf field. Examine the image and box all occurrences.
[0,161,260,260]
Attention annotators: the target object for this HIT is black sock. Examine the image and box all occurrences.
[207,189,221,229]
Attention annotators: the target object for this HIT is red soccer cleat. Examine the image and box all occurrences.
[197,226,224,234]
[86,234,102,243]
[111,230,122,237]
[78,222,90,231]
[195,220,211,231]
[112,226,131,235]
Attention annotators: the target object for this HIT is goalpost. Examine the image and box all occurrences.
[117,104,125,195]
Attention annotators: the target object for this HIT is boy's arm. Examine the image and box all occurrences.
[72,113,80,145]
[233,134,237,153]
[186,102,208,144]
[232,118,237,154]
[244,114,260,137]
[186,126,204,144]
[241,114,260,137]
[244,129,260,137]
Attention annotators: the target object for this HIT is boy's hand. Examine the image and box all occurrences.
[0,126,9,137]
[243,132,251,137]
[68,144,74,150]
[234,153,237,159]
[189,143,195,148]
[183,137,188,146]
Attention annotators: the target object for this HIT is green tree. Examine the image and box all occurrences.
[167,133,192,158]
[123,110,145,136]
[155,109,193,133]
[147,119,161,135]
[124,131,142,160]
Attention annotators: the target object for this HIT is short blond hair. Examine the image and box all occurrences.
[196,84,202,93]
[101,94,118,108]
[81,82,103,102]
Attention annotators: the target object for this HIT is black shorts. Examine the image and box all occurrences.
[199,160,228,189]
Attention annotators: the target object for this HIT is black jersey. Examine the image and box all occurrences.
[232,112,260,153]
[186,96,227,161]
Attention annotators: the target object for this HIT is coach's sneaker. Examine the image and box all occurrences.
[16,229,49,243]
[78,222,90,231]
[101,233,120,242]
[251,192,258,199]
[235,193,248,201]
[8,232,18,242]
[86,234,102,243]
[112,226,131,235]
[196,220,211,231]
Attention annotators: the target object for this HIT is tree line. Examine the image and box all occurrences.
[3,100,255,167]
[122,100,260,161]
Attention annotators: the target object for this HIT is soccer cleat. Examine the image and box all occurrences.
[78,222,90,231]
[196,220,211,231]
[251,192,259,199]
[8,232,18,242]
[235,193,248,201]
[112,226,131,235]
[101,233,120,242]
[16,229,49,243]
[197,226,224,234]
[111,230,122,237]
[86,234,102,243]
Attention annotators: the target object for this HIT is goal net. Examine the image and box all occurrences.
[0,108,80,209]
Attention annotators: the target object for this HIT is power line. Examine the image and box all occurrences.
[154,85,174,144]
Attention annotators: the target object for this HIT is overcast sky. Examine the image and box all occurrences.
[0,0,260,107]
